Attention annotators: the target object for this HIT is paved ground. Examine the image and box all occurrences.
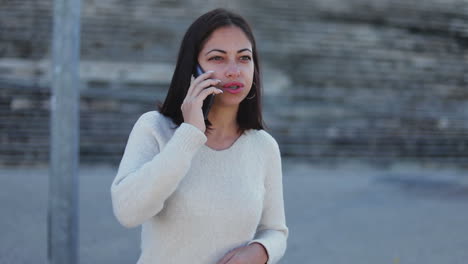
[1,159,468,264]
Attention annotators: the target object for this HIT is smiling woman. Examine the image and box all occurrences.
[110,8,288,264]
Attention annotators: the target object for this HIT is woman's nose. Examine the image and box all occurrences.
[225,63,240,79]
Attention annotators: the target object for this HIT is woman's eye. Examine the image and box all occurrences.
[240,55,252,61]
[208,56,223,61]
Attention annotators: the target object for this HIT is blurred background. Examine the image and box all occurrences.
[1,0,468,263]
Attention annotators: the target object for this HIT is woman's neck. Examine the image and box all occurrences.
[205,104,239,138]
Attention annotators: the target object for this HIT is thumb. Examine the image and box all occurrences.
[216,249,237,264]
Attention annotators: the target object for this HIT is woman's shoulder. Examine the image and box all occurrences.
[136,110,163,122]
[247,129,280,153]
[134,111,176,133]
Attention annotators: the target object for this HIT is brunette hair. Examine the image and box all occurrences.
[158,8,264,132]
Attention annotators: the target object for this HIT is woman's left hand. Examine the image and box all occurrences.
[216,243,268,264]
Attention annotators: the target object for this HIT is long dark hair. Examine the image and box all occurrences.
[159,8,264,132]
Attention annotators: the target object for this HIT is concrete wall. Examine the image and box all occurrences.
[1,0,468,165]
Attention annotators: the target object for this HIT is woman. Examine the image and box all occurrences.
[111,8,288,264]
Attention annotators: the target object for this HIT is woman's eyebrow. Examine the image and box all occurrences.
[205,49,226,55]
[205,48,252,55]
[238,48,252,53]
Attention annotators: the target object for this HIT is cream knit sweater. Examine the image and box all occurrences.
[111,111,288,264]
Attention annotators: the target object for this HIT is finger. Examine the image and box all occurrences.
[186,77,197,98]
[222,254,236,264]
[194,78,221,96]
[217,247,241,264]
[216,250,236,264]
[187,71,216,98]
[192,70,215,88]
[197,87,223,101]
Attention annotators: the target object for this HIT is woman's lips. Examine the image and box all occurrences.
[222,82,244,94]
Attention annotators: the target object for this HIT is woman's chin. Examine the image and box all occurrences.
[214,96,246,107]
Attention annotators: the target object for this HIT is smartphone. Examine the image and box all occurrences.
[194,64,215,120]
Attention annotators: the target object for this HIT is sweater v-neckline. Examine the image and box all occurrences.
[202,130,249,153]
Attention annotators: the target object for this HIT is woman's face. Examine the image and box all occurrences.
[197,26,254,107]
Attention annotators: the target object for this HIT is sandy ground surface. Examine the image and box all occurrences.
[1,159,468,264]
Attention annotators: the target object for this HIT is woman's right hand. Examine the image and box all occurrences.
[181,70,223,133]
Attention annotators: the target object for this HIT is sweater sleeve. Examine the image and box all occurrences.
[248,134,288,264]
[111,112,207,228]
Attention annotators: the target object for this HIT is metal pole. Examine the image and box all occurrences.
[48,0,81,262]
